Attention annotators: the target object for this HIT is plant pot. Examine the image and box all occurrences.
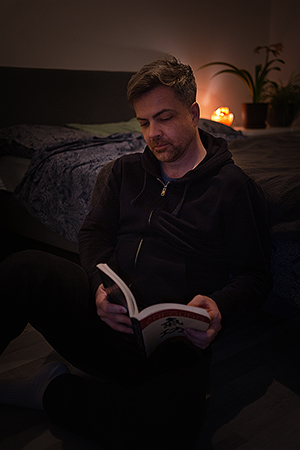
[267,102,299,127]
[241,103,268,129]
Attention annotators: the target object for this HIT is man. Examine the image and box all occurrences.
[0,56,272,450]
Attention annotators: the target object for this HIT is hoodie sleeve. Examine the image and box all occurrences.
[78,161,121,299]
[210,178,273,328]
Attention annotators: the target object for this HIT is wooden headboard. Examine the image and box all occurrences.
[0,66,136,127]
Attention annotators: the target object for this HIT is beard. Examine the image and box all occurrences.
[148,138,189,163]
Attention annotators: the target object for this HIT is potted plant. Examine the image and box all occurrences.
[267,73,300,127]
[198,43,284,128]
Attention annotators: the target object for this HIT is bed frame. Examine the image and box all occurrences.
[1,66,136,253]
[0,66,135,126]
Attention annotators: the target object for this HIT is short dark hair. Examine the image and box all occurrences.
[127,55,197,108]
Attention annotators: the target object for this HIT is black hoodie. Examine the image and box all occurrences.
[79,129,272,328]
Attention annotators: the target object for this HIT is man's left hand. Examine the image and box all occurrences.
[184,295,222,349]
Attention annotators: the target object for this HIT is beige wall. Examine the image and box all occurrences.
[1,0,300,125]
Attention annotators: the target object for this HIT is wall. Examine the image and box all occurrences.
[1,0,300,125]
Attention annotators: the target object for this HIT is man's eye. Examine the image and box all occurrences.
[161,117,172,122]
[140,122,149,128]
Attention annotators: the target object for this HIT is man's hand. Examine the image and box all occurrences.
[184,295,222,349]
[95,284,133,334]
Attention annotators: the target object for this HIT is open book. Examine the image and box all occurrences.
[97,263,211,357]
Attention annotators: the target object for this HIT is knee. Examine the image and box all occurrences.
[0,250,51,316]
[1,250,57,278]
[1,249,88,294]
[1,249,90,310]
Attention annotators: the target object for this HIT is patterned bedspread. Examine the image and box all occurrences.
[13,131,145,242]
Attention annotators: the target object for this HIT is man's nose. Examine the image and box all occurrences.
[148,121,162,140]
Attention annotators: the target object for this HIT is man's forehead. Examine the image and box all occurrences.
[133,86,183,119]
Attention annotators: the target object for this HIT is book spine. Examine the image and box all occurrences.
[131,317,146,357]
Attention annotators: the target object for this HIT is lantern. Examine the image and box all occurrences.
[211,107,234,126]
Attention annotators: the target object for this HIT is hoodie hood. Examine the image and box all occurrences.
[127,129,235,220]
[141,128,234,183]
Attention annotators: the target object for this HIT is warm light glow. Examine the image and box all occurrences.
[211,107,234,126]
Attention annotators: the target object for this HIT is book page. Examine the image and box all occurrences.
[97,263,138,316]
[101,272,128,310]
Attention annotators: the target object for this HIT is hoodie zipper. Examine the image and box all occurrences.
[158,178,170,197]
[134,238,143,266]
[132,179,169,277]
[129,238,143,290]
[160,184,168,196]
[134,178,170,267]
[130,179,169,290]
[148,179,169,225]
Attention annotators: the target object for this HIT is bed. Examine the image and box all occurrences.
[0,66,139,253]
[1,66,299,320]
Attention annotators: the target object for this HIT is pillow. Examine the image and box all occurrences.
[0,124,95,158]
[198,118,244,141]
[68,117,243,141]
[67,117,142,137]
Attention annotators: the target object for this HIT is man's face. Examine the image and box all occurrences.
[134,85,199,164]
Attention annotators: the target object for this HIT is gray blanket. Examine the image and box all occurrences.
[229,132,300,238]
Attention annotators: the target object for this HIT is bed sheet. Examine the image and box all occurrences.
[0,155,30,192]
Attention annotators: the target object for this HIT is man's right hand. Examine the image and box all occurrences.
[95,284,133,334]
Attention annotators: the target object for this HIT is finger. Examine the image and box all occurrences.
[97,297,127,315]
[97,306,128,321]
[97,306,132,326]
[101,316,133,334]
[184,328,215,349]
[105,302,128,314]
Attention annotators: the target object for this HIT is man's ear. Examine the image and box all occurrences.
[190,102,200,125]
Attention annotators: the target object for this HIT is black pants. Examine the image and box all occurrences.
[0,250,209,450]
